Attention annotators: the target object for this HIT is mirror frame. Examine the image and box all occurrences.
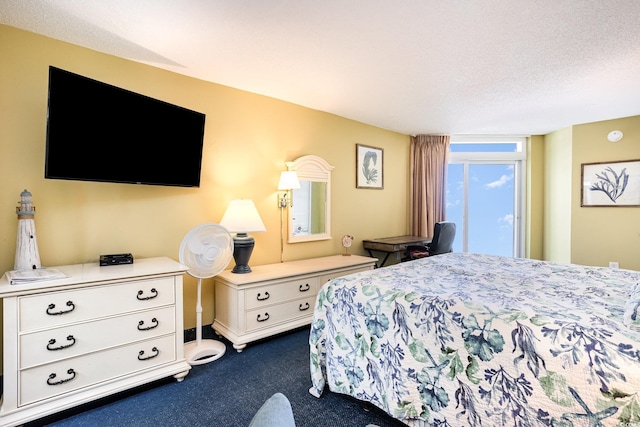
[286,155,334,243]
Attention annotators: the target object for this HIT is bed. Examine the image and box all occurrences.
[309,252,640,426]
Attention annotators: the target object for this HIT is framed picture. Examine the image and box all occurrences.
[581,159,640,207]
[356,144,383,189]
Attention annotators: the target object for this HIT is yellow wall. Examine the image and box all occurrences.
[0,25,410,336]
[540,115,640,268]
[543,127,573,263]
[570,116,640,269]
[526,136,544,260]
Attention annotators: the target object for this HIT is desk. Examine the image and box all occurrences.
[362,235,431,268]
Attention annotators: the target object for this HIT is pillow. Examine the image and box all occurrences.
[624,282,640,330]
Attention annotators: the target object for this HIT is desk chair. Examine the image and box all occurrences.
[405,221,456,260]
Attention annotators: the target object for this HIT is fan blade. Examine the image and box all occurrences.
[180,223,234,278]
[187,238,205,255]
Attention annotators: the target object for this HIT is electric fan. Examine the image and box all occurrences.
[179,223,234,365]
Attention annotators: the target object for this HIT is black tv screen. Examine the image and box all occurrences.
[45,66,205,187]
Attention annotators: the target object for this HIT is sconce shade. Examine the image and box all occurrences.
[219,199,265,274]
[277,171,301,190]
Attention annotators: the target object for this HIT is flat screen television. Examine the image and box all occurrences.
[45,66,206,187]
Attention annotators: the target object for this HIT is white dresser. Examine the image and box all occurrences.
[0,257,191,427]
[213,255,377,352]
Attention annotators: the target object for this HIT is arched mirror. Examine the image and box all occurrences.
[286,155,334,243]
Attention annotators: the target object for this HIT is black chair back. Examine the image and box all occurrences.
[428,221,456,255]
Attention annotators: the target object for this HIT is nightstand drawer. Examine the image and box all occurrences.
[245,277,319,310]
[19,277,175,332]
[245,296,316,332]
[20,306,176,369]
[19,334,176,406]
[319,266,371,284]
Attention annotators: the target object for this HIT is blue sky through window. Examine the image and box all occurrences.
[450,143,519,153]
[447,142,518,256]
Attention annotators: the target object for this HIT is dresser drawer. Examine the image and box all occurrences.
[19,277,175,332]
[319,266,371,285]
[245,296,316,332]
[20,306,176,369]
[19,334,176,406]
[245,277,319,310]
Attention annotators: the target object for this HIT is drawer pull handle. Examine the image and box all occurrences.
[46,301,75,316]
[137,288,158,301]
[299,302,310,311]
[138,347,159,361]
[256,313,270,322]
[138,318,159,331]
[47,369,76,386]
[299,283,311,292]
[256,292,270,301]
[47,335,76,351]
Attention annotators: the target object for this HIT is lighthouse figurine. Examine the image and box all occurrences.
[14,189,41,271]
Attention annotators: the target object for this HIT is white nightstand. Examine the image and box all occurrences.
[213,255,377,351]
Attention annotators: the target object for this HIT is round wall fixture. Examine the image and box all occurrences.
[607,130,623,142]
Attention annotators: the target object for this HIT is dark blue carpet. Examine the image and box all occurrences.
[23,326,407,427]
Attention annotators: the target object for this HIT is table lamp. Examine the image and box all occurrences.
[220,199,266,273]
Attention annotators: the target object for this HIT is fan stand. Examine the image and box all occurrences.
[184,277,226,365]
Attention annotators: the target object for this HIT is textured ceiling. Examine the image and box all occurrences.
[2,0,640,136]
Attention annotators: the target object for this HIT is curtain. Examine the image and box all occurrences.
[410,134,450,237]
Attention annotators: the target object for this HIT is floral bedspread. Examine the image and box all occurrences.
[309,253,640,426]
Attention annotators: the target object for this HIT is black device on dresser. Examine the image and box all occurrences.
[99,253,134,266]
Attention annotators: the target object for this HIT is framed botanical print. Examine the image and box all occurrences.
[356,144,383,189]
[581,159,640,206]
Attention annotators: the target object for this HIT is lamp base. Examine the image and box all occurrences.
[232,264,252,274]
[231,233,255,274]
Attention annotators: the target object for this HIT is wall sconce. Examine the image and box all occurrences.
[277,171,301,208]
[219,199,266,274]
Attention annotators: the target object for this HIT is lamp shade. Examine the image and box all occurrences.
[219,199,266,234]
[277,171,301,190]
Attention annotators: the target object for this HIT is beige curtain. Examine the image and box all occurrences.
[410,135,450,237]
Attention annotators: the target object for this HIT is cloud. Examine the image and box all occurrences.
[486,174,513,189]
[446,199,461,208]
[499,214,513,226]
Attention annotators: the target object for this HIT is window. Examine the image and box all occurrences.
[446,136,526,257]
